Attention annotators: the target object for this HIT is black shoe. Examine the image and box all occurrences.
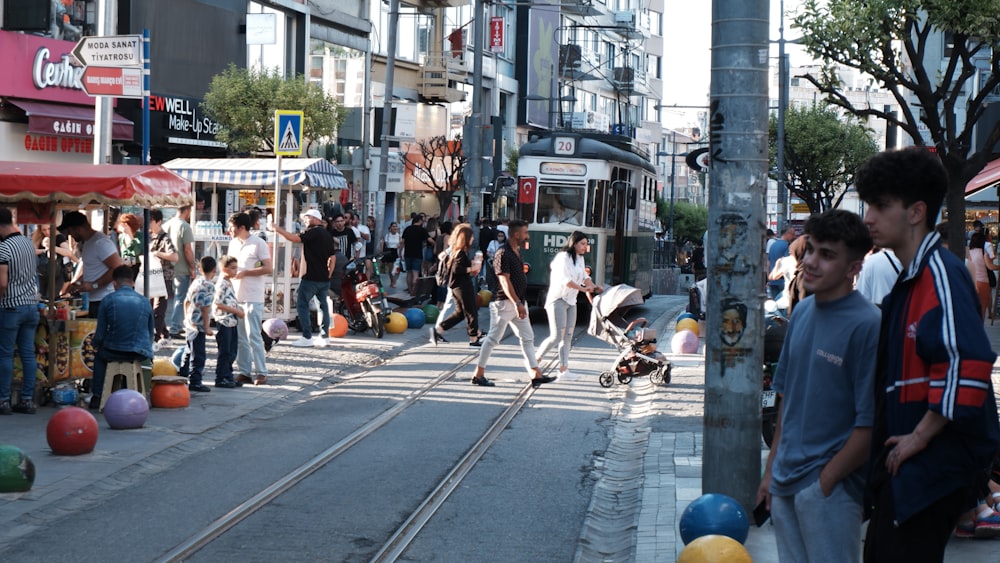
[169,332,183,339]
[0,400,11,415]
[12,400,36,414]
[471,376,495,387]
[469,338,483,347]
[531,376,557,388]
[231,379,244,388]
[429,327,447,346]
[88,396,101,410]
[189,384,212,393]
[214,380,237,389]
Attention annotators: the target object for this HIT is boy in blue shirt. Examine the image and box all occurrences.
[179,256,216,393]
[213,255,243,388]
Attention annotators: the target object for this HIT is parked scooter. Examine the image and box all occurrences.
[333,255,389,338]
[762,298,788,448]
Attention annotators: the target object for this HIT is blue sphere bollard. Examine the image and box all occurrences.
[678,493,750,545]
[404,308,426,329]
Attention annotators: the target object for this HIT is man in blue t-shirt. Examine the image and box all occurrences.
[757,210,880,563]
[766,226,795,299]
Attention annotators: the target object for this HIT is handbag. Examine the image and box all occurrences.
[135,255,168,298]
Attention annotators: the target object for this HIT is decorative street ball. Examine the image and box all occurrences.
[679,493,750,545]
[404,308,426,329]
[262,318,288,341]
[103,389,149,429]
[385,312,407,334]
[678,312,697,322]
[671,330,700,355]
[152,358,178,377]
[421,304,440,324]
[150,378,191,409]
[170,347,185,371]
[46,407,99,456]
[677,534,752,563]
[477,289,492,307]
[329,313,349,338]
[676,318,700,336]
[0,445,35,493]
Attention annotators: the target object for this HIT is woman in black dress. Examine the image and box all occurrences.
[430,223,483,346]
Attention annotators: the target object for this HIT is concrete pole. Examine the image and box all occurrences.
[466,0,485,227]
[775,0,788,231]
[375,0,398,250]
[92,0,116,165]
[703,0,769,512]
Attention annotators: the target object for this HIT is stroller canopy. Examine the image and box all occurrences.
[589,284,644,343]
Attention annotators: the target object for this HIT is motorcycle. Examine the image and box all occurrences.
[762,298,788,448]
[334,255,389,338]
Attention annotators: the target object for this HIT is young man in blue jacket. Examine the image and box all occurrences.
[856,146,1000,561]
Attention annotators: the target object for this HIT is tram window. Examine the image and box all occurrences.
[538,186,583,225]
[587,180,607,228]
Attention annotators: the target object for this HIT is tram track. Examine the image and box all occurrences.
[156,328,577,563]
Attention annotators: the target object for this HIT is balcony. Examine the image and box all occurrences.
[560,0,605,17]
[419,53,468,103]
[609,10,651,41]
[558,44,603,82]
[407,0,470,8]
[611,66,654,97]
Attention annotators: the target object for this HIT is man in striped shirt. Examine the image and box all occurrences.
[0,207,40,414]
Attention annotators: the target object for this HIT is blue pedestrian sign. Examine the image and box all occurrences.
[274,110,303,156]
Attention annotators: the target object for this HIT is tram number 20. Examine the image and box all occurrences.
[553,137,576,156]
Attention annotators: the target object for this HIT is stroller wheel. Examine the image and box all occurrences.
[599,371,615,388]
[651,364,672,386]
[617,373,632,385]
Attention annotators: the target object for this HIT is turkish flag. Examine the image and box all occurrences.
[518,177,536,204]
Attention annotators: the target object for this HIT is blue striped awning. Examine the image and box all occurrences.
[163,158,347,189]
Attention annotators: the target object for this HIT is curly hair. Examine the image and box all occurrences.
[854,146,947,230]
[118,213,141,233]
[804,209,873,261]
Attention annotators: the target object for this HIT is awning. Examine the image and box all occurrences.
[7,98,134,141]
[965,157,1000,199]
[0,161,191,207]
[164,157,348,189]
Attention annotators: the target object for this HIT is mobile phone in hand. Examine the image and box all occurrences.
[753,499,771,527]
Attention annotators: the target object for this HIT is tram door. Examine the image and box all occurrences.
[610,168,630,284]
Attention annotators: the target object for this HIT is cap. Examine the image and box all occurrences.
[58,211,89,232]
[301,209,323,222]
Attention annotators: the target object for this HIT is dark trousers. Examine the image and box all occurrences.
[179,331,206,386]
[864,482,973,562]
[439,283,479,338]
[215,325,238,383]
[152,296,169,340]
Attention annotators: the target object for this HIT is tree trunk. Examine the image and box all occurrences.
[436,190,454,220]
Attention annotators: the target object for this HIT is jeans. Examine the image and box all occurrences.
[537,299,576,369]
[92,349,147,399]
[296,279,330,339]
[476,300,538,373]
[215,325,238,383]
[771,478,862,563]
[236,302,267,377]
[152,295,169,340]
[169,274,192,334]
[179,330,206,385]
[0,304,40,403]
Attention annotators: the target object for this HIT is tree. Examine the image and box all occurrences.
[657,198,708,244]
[769,104,879,213]
[793,0,1000,257]
[401,135,466,218]
[201,64,343,155]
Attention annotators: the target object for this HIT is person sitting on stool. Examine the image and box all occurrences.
[89,265,155,409]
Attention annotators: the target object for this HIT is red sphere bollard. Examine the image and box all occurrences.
[46,407,99,456]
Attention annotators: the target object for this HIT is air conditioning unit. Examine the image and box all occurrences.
[614,10,635,25]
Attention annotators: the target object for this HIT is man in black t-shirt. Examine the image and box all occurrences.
[325,214,358,262]
[272,210,334,347]
[401,215,433,296]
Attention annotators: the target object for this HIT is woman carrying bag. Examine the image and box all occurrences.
[430,223,483,347]
[536,231,598,380]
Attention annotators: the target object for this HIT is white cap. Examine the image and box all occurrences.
[301,209,323,222]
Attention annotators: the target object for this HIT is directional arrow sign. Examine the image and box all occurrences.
[72,35,143,67]
[81,67,143,98]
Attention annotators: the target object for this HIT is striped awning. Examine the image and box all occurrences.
[163,157,347,189]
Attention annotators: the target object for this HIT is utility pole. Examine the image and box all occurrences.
[775,0,789,232]
[703,0,769,512]
[374,0,399,252]
[92,0,116,165]
[466,0,485,229]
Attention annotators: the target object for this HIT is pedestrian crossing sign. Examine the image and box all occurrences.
[274,110,304,156]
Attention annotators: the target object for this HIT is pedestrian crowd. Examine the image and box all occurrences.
[758,147,1000,562]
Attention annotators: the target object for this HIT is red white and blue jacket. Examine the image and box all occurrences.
[868,232,1000,525]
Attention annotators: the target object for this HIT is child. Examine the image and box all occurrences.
[180,256,216,393]
[213,255,244,388]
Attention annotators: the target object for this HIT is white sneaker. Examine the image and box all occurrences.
[560,370,580,381]
[313,336,328,348]
[291,337,314,348]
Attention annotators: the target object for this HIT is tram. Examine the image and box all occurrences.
[495,132,659,306]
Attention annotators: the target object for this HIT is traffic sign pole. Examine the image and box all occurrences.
[142,28,150,166]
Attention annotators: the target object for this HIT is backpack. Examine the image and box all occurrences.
[435,248,452,287]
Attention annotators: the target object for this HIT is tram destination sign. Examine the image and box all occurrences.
[72,35,143,67]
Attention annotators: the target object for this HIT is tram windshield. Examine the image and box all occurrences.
[537,185,584,225]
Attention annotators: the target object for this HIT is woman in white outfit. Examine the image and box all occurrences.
[536,231,597,380]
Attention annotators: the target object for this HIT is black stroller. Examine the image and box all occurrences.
[588,284,672,387]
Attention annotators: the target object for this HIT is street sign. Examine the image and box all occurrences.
[81,67,142,98]
[72,35,143,67]
[274,110,303,156]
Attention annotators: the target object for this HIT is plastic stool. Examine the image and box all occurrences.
[100,360,147,412]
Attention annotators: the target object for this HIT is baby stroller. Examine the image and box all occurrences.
[588,284,672,388]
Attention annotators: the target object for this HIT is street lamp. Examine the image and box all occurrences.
[657,131,680,265]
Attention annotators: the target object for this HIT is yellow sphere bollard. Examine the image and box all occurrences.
[676,317,700,336]
[385,312,408,334]
[677,535,752,563]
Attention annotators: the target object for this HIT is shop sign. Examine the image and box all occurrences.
[23,134,93,154]
[149,95,223,146]
[489,17,504,53]
[0,30,92,105]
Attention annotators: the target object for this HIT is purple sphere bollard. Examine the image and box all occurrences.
[103,389,149,429]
